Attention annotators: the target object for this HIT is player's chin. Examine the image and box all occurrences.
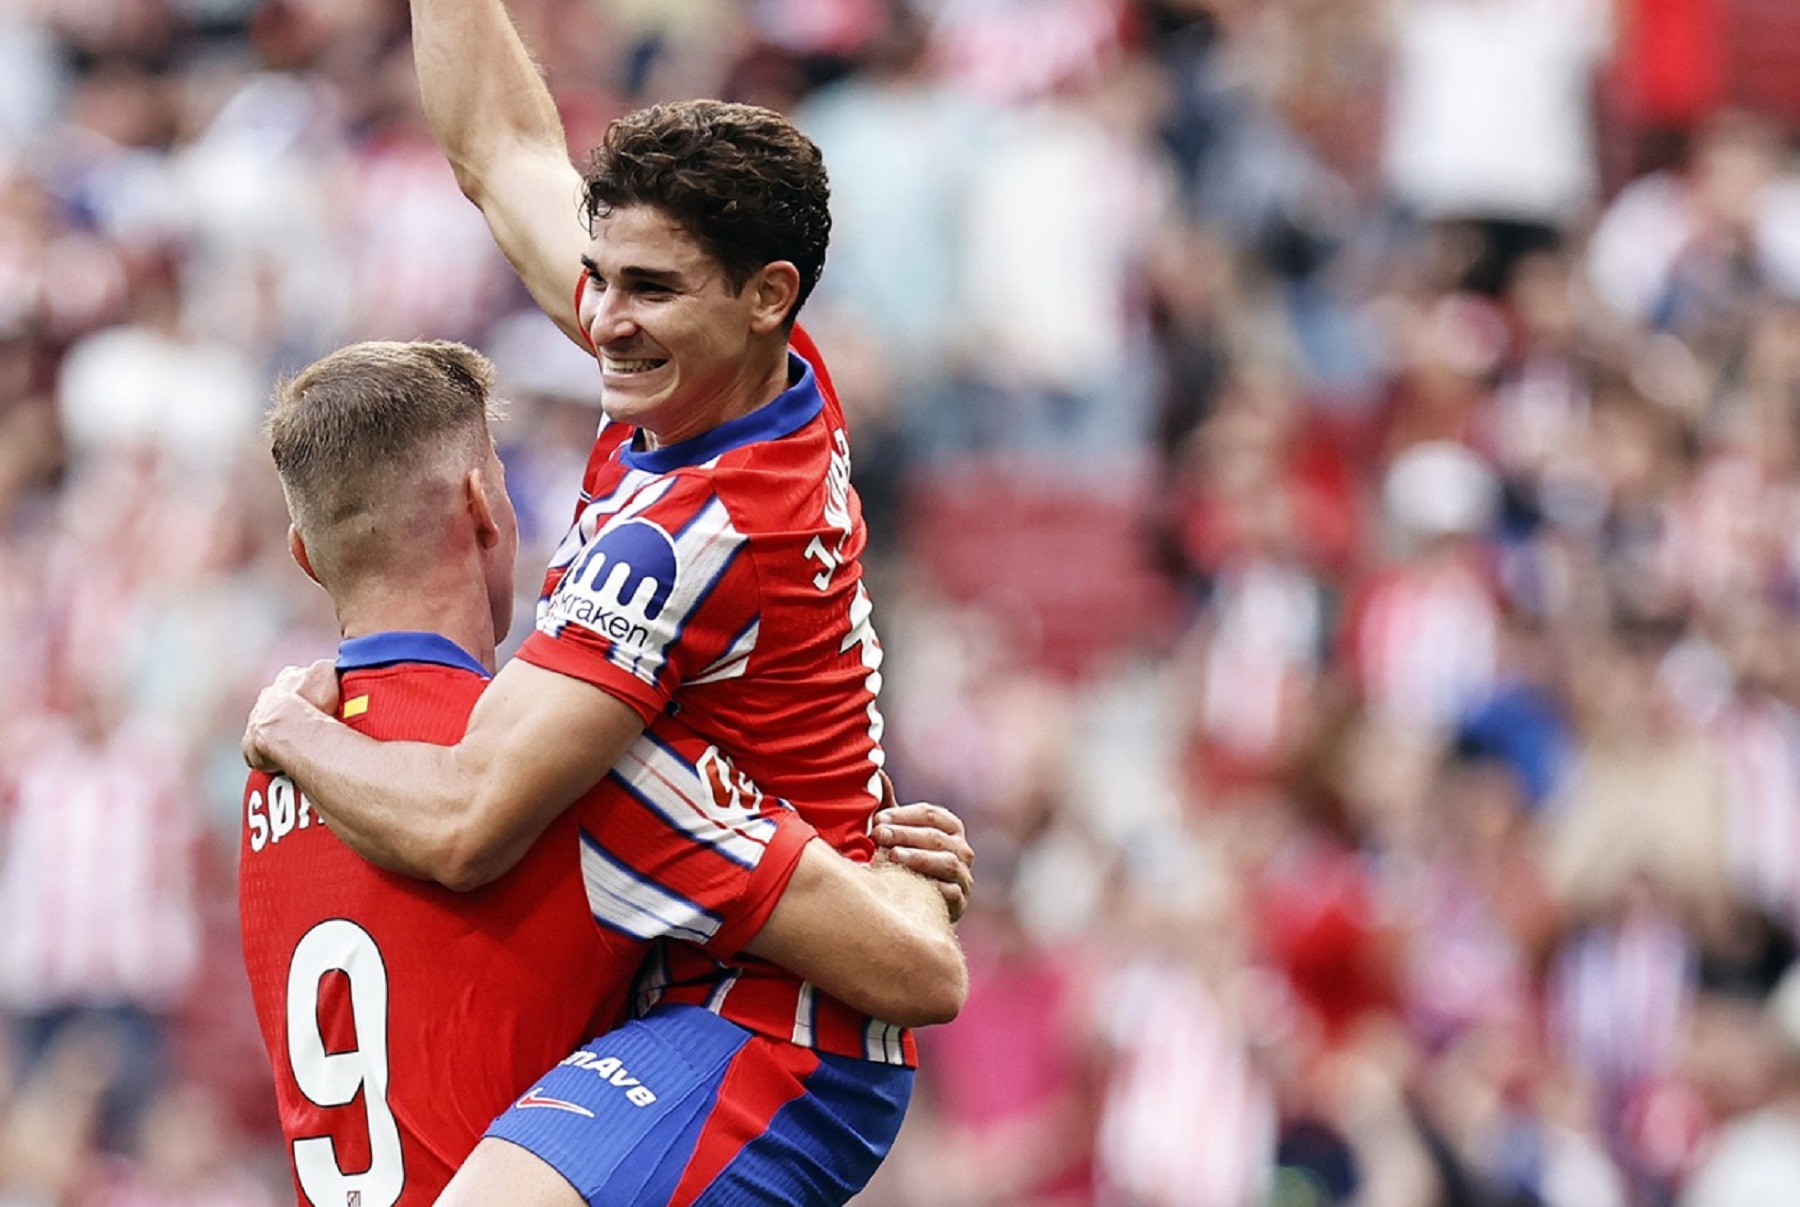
[598,378,669,425]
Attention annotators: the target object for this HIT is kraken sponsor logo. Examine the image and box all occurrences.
[547,518,678,649]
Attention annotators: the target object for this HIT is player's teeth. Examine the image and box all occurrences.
[607,358,662,373]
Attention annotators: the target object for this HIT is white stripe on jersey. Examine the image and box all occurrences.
[611,736,778,869]
[690,618,760,684]
[864,1019,907,1066]
[593,471,676,530]
[544,473,674,578]
[660,496,748,619]
[792,981,817,1048]
[0,719,199,1011]
[705,971,740,1014]
[579,833,720,945]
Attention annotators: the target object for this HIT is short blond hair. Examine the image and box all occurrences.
[269,340,503,584]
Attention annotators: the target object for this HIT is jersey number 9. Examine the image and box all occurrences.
[286,918,405,1207]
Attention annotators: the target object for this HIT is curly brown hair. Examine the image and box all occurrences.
[582,100,831,324]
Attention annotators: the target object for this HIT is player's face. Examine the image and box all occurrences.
[578,205,770,446]
[480,441,520,643]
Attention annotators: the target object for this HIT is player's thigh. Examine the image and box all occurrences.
[677,1046,914,1207]
[435,1137,585,1207]
[483,1005,758,1206]
[480,1005,913,1207]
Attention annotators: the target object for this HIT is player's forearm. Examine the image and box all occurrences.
[840,863,968,1026]
[252,698,487,884]
[408,0,596,344]
[409,0,566,194]
[255,662,645,890]
[748,848,967,1028]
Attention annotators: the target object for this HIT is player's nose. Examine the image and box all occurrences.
[590,289,642,345]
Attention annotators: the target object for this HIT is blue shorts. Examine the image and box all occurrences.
[485,1004,914,1206]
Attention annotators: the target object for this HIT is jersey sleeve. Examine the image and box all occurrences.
[704,811,812,957]
[520,472,761,721]
[569,732,816,961]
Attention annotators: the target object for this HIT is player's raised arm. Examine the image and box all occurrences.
[410,0,591,343]
[245,658,645,891]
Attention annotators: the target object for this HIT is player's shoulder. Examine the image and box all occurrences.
[337,659,487,743]
[621,445,794,529]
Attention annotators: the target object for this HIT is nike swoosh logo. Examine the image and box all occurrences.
[515,1087,596,1118]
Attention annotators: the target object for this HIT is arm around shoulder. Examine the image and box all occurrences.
[422,658,648,890]
[249,656,645,892]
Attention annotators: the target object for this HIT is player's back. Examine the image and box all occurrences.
[239,636,626,1207]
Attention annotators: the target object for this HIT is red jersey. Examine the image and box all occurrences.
[520,314,912,1066]
[239,631,812,1207]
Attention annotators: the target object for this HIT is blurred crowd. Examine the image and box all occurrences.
[2,0,1800,1204]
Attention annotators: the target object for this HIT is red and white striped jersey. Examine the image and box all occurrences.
[0,713,200,1013]
[1095,960,1277,1207]
[239,632,812,1207]
[345,133,513,342]
[1549,905,1695,1092]
[1343,553,1500,735]
[1714,692,1800,932]
[520,314,913,1066]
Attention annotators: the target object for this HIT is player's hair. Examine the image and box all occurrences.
[581,99,831,324]
[268,340,502,583]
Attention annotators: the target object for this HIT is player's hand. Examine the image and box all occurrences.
[241,659,341,771]
[288,657,342,713]
[874,797,974,923]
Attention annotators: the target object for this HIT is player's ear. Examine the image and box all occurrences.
[747,261,801,336]
[466,468,502,551]
[287,526,322,586]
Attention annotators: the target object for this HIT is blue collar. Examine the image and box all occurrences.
[622,353,824,473]
[336,632,491,679]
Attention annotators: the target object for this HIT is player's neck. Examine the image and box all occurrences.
[638,342,792,450]
[332,578,500,673]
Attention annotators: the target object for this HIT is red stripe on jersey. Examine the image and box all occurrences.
[667,1039,820,1207]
